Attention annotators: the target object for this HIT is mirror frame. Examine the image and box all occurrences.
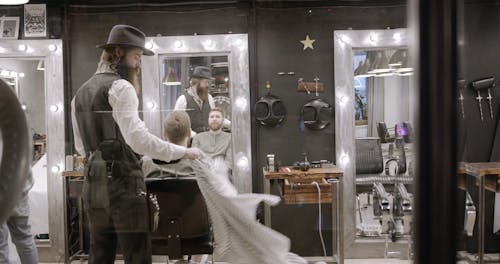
[141,34,252,193]
[334,29,410,257]
[0,40,66,261]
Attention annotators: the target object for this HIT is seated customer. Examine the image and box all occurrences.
[192,108,232,172]
[142,111,196,177]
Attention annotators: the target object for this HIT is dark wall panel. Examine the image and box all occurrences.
[255,6,406,255]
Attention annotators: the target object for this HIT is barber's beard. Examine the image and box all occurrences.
[116,59,141,95]
[196,84,209,101]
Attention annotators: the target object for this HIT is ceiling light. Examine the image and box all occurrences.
[0,0,29,5]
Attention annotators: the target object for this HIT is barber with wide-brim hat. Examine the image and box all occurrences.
[174,66,231,135]
[71,24,203,264]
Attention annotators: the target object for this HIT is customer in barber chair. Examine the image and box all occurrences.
[142,111,196,178]
[192,107,232,178]
[142,111,308,264]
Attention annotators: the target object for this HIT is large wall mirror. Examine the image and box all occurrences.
[334,29,416,258]
[0,40,66,262]
[142,34,251,193]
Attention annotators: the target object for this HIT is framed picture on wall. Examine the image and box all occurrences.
[24,4,47,38]
[0,17,20,39]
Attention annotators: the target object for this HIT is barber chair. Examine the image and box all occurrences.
[377,122,394,143]
[145,175,214,263]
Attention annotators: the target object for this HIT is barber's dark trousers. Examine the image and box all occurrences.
[83,176,151,264]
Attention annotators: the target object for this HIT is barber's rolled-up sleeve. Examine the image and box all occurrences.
[108,79,187,161]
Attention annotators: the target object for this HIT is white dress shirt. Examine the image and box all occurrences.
[72,62,187,162]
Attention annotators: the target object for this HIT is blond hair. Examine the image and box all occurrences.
[163,111,191,145]
[100,46,140,94]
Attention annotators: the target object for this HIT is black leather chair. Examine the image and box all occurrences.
[377,122,395,143]
[355,137,384,193]
[145,175,213,262]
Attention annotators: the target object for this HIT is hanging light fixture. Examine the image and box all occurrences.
[368,50,391,75]
[162,66,181,86]
[388,49,404,67]
[0,0,29,5]
[395,50,413,74]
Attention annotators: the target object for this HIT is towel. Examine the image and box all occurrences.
[191,157,307,264]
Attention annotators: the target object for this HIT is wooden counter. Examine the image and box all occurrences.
[457,162,500,193]
[263,166,343,204]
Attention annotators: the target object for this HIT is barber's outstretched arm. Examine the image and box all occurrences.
[108,79,187,162]
[183,147,203,160]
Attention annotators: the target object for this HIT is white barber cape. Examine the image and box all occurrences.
[191,158,307,264]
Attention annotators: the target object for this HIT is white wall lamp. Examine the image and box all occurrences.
[18,44,27,52]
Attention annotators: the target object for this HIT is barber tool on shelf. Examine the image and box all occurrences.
[277,71,296,76]
[266,154,276,172]
[457,79,467,119]
[314,77,320,96]
[293,152,311,171]
[297,77,324,94]
[472,76,496,121]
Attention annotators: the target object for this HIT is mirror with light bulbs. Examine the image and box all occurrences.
[334,29,416,257]
[0,40,65,262]
[142,34,252,193]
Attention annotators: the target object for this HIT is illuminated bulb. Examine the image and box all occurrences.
[393,32,402,42]
[51,165,61,173]
[237,156,249,170]
[18,44,27,52]
[145,41,154,50]
[48,44,57,52]
[340,154,350,165]
[369,34,379,43]
[21,104,27,110]
[49,105,59,112]
[339,96,349,106]
[146,101,155,109]
[18,72,24,78]
[224,77,229,82]
[175,40,183,48]
[340,35,349,43]
[203,39,214,47]
[234,39,243,46]
[234,97,247,110]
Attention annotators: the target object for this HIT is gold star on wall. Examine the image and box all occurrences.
[300,35,316,50]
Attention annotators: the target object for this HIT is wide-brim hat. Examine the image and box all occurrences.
[192,66,214,80]
[97,25,154,56]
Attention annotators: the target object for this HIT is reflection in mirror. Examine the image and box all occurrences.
[352,49,416,241]
[160,55,231,133]
[335,29,417,258]
[0,39,65,262]
[0,58,48,260]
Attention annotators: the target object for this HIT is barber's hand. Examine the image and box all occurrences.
[183,147,204,160]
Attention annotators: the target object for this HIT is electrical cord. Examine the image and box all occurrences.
[311,181,327,257]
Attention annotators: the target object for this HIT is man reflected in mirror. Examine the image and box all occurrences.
[174,66,230,135]
[192,108,232,178]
